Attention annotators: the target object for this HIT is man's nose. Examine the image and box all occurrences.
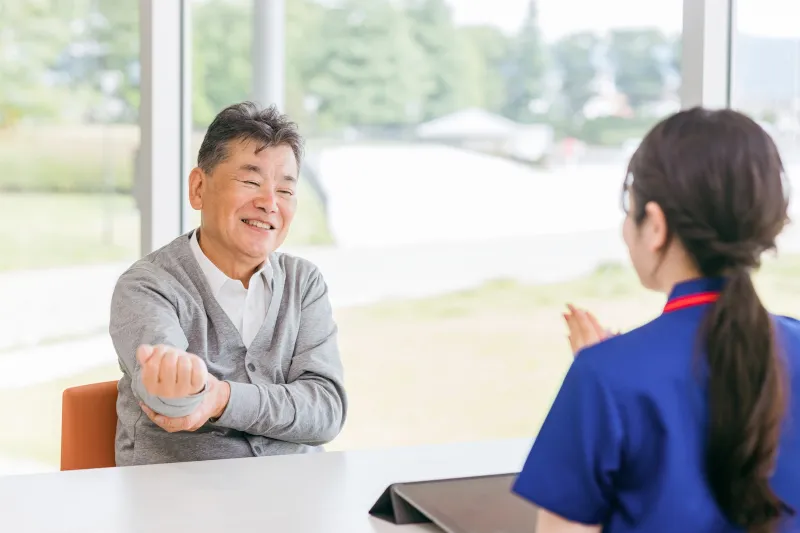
[253,190,277,212]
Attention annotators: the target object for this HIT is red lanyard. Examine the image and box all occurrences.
[663,292,720,313]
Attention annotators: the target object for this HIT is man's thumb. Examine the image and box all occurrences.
[136,344,154,365]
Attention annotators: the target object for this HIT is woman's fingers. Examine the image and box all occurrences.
[586,311,607,340]
[565,313,580,354]
[577,310,600,345]
[565,305,615,355]
[564,308,583,350]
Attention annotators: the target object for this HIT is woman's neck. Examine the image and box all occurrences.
[654,248,703,294]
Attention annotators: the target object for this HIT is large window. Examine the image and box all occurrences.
[0,1,139,474]
[8,0,800,476]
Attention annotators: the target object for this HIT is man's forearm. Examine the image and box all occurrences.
[111,268,206,418]
[211,378,346,445]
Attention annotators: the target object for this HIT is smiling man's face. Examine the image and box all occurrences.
[189,139,298,271]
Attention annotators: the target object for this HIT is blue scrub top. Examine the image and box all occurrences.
[513,278,800,532]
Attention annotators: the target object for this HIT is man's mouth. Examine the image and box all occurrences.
[242,219,275,230]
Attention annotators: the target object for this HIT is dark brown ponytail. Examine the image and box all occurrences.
[625,107,793,532]
[703,268,788,533]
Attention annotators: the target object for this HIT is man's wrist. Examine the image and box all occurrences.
[211,380,231,420]
[191,381,207,396]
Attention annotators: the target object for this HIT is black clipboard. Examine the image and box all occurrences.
[369,473,538,533]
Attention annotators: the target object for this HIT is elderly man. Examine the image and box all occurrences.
[110,102,345,466]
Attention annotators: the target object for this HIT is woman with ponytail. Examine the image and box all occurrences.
[513,108,800,533]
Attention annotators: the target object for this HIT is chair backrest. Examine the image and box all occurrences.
[60,380,119,471]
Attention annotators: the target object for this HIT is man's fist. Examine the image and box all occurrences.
[136,344,207,398]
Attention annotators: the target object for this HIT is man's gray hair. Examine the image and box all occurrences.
[197,101,304,174]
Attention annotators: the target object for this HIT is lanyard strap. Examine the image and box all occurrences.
[663,292,720,313]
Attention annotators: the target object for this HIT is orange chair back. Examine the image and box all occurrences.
[60,380,119,471]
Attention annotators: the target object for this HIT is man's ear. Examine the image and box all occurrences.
[643,201,669,253]
[188,167,205,210]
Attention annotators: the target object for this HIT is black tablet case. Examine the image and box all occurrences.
[369,473,538,533]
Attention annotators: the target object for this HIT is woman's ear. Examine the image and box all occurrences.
[643,201,669,253]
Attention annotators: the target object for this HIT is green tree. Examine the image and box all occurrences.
[404,0,465,120]
[307,0,429,130]
[551,32,599,121]
[189,0,338,131]
[608,29,668,111]
[456,25,512,114]
[285,0,327,131]
[191,0,252,127]
[0,0,81,125]
[670,34,682,75]
[78,0,140,121]
[502,0,546,122]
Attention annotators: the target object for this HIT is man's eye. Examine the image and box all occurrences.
[279,189,294,196]
[245,181,260,186]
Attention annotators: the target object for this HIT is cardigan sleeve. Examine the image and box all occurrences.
[109,265,206,418]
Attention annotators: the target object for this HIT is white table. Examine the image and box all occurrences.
[0,439,533,533]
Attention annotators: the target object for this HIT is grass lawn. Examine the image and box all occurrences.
[0,193,140,270]
[3,254,800,468]
[0,187,331,271]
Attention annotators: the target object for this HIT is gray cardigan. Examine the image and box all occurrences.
[109,232,347,466]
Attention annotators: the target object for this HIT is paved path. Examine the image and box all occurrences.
[0,336,117,390]
[0,263,127,352]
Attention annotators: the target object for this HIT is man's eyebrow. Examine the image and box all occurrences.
[239,163,261,173]
[236,165,296,183]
